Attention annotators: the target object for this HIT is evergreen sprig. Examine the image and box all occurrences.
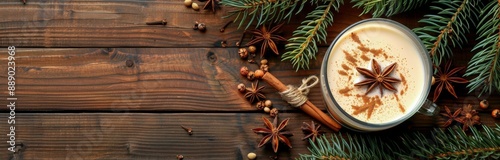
[220,0,310,29]
[465,0,500,96]
[282,0,342,71]
[351,0,429,17]
[413,0,479,66]
[298,125,500,160]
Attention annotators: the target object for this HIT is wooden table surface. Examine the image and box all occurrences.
[0,1,498,159]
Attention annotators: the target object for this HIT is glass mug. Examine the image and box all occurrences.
[320,18,438,131]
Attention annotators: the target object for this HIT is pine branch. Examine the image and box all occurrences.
[298,125,500,160]
[413,0,480,66]
[282,0,343,71]
[464,0,500,96]
[351,0,430,17]
[220,0,312,29]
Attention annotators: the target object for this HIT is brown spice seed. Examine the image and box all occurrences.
[480,99,489,109]
[247,71,255,81]
[237,83,246,93]
[492,109,500,118]
[270,108,278,117]
[254,70,264,79]
[240,66,249,76]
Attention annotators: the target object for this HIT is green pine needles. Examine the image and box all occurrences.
[412,0,480,67]
[351,0,429,17]
[465,0,500,96]
[298,125,500,160]
[282,0,342,70]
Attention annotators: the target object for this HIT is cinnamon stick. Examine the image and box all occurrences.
[261,72,341,131]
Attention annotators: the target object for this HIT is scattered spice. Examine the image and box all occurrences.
[240,66,249,76]
[184,0,192,7]
[176,155,184,160]
[492,109,500,118]
[247,152,257,160]
[248,45,257,53]
[260,64,269,72]
[191,2,200,11]
[264,107,271,113]
[301,121,324,143]
[456,104,481,131]
[261,59,268,65]
[432,60,468,102]
[193,21,206,31]
[239,48,248,59]
[146,19,167,25]
[254,69,265,79]
[270,108,278,117]
[220,40,227,48]
[22,0,26,4]
[247,71,255,81]
[246,23,287,58]
[354,59,400,96]
[220,20,232,32]
[244,81,266,103]
[264,100,272,107]
[202,0,219,13]
[180,125,193,135]
[252,116,293,153]
[237,83,246,93]
[440,106,462,128]
[479,99,489,109]
[256,101,265,110]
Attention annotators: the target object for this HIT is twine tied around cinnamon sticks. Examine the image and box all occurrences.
[279,76,319,108]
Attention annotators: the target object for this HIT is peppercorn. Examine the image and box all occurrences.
[480,99,489,109]
[239,48,248,59]
[270,108,278,117]
[238,83,246,93]
[492,109,500,118]
[191,3,199,10]
[254,69,264,79]
[247,71,255,81]
[197,23,206,31]
[255,101,265,110]
[240,66,249,76]
[264,100,272,107]
[247,152,257,160]
[248,45,257,53]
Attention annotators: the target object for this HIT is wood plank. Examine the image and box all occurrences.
[0,47,498,111]
[0,0,425,48]
[1,112,498,160]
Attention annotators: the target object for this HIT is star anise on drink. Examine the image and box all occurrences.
[301,121,325,143]
[440,106,462,127]
[432,60,468,102]
[246,23,287,58]
[203,0,219,13]
[244,81,266,103]
[252,116,293,153]
[455,104,481,131]
[355,59,401,96]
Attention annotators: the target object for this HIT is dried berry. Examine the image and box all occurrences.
[260,59,268,65]
[492,109,500,118]
[264,100,272,107]
[237,83,246,93]
[270,108,278,117]
[264,107,271,113]
[247,71,255,81]
[256,101,265,110]
[239,48,248,59]
[260,64,269,72]
[240,66,249,76]
[480,99,489,109]
[254,69,265,79]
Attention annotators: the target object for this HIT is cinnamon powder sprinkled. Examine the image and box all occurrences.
[339,87,352,96]
[341,64,350,71]
[352,96,382,119]
[343,50,357,65]
[338,70,348,76]
[360,54,370,61]
[399,73,408,95]
[394,94,405,113]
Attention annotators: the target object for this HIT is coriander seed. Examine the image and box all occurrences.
[248,45,257,53]
[239,48,248,59]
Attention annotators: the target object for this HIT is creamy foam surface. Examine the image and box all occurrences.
[326,22,427,124]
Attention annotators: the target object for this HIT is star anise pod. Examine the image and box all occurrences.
[203,0,219,13]
[432,60,468,102]
[252,116,293,153]
[355,59,401,96]
[244,81,266,103]
[301,121,325,143]
[246,23,287,58]
[440,106,462,127]
[455,104,481,131]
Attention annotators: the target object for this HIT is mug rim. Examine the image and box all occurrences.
[320,18,433,131]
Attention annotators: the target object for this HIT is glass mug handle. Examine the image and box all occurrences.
[418,99,440,116]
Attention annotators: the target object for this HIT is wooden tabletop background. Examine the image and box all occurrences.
[0,0,498,159]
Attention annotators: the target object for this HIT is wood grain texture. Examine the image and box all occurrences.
[1,112,498,160]
[0,0,424,48]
